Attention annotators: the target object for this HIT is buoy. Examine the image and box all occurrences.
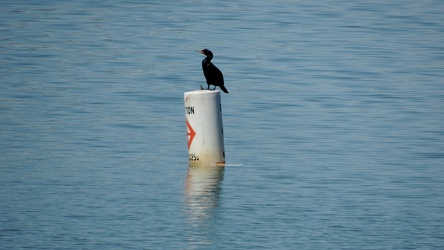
[184,90,225,165]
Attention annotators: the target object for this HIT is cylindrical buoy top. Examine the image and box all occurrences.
[184,90,225,165]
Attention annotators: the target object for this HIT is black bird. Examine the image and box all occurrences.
[198,48,229,93]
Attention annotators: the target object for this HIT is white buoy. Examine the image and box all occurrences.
[184,90,225,165]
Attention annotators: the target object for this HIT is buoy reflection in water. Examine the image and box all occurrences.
[184,164,225,223]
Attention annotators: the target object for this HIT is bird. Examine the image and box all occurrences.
[197,48,229,93]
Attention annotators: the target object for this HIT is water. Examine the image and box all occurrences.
[1,0,444,249]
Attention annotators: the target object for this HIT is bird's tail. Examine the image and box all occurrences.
[220,86,229,94]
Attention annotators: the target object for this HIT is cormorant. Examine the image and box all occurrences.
[197,48,229,93]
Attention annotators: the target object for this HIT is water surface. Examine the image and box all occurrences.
[1,1,444,249]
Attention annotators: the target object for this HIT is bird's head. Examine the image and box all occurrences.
[197,48,213,57]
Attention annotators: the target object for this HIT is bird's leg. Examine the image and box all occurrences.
[207,84,210,90]
[213,86,216,90]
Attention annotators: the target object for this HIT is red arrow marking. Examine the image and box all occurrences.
[186,118,196,150]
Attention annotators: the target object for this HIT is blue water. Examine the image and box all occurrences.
[1,1,444,249]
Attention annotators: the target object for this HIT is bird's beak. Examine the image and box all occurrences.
[196,50,204,54]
